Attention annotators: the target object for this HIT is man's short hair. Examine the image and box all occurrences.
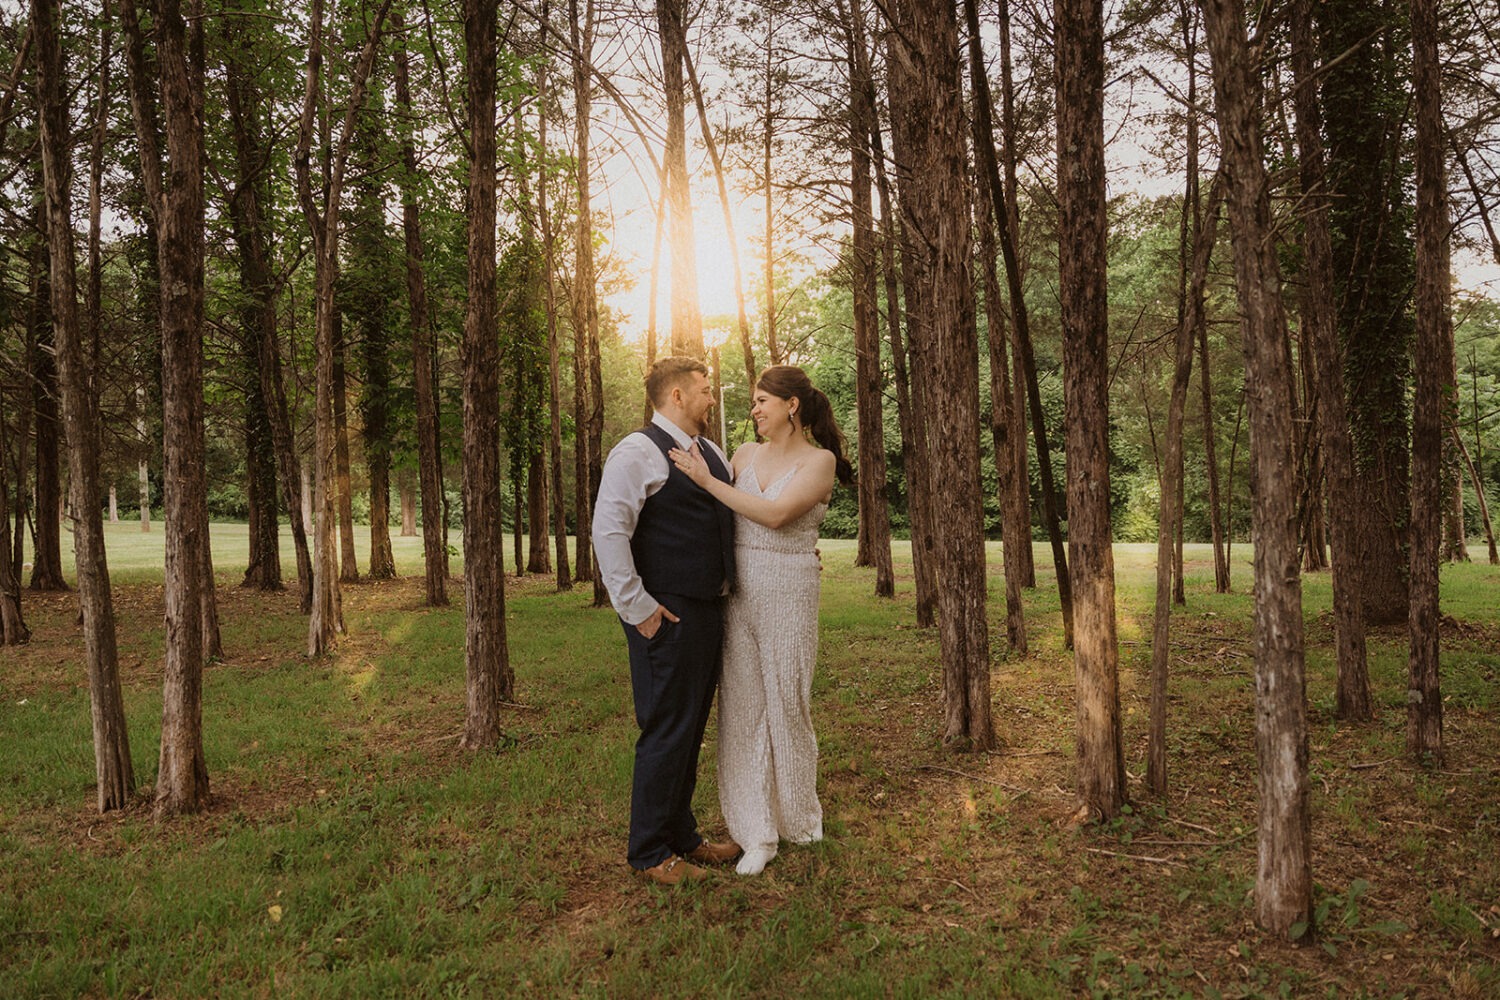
[645,356,709,407]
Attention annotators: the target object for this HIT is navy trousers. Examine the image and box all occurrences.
[622,593,724,870]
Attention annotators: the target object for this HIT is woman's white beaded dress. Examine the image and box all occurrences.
[718,451,826,875]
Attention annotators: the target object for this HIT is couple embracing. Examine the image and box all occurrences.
[592,356,853,884]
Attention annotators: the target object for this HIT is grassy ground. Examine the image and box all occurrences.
[2,524,1498,997]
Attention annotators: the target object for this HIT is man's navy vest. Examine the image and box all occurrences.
[630,423,735,599]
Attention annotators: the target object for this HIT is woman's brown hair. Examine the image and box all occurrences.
[756,365,854,485]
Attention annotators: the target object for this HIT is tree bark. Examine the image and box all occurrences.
[889,0,994,751]
[1203,0,1313,937]
[1056,0,1124,818]
[535,2,572,591]
[996,0,1034,590]
[0,401,26,643]
[333,311,359,583]
[37,0,134,809]
[573,0,607,607]
[1407,0,1446,765]
[461,0,514,748]
[394,10,449,606]
[1292,0,1370,721]
[1149,175,1221,796]
[29,214,67,593]
[294,0,391,654]
[122,0,214,816]
[846,0,894,598]
[966,0,1026,652]
[1321,0,1412,626]
[656,0,703,357]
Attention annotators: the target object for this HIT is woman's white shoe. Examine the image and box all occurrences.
[736,846,776,875]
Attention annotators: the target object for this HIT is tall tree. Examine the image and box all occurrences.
[845,0,894,599]
[349,96,397,581]
[965,0,1026,651]
[393,6,449,606]
[534,0,571,591]
[1056,0,1124,819]
[1291,0,1370,720]
[121,0,216,815]
[1321,0,1413,625]
[1407,0,1446,764]
[1203,0,1313,937]
[460,0,514,748]
[294,0,391,655]
[223,14,313,608]
[656,0,703,357]
[1148,176,1221,796]
[888,0,994,750]
[570,0,606,607]
[36,0,134,810]
[28,206,67,593]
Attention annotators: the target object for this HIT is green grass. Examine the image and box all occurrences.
[1,533,1498,996]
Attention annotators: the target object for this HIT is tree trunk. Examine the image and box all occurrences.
[1451,424,1497,564]
[461,0,514,748]
[684,45,757,392]
[966,0,1026,652]
[1292,0,1370,721]
[847,0,894,598]
[535,3,572,591]
[394,12,448,605]
[1149,170,1221,796]
[526,450,550,574]
[1203,0,1313,938]
[29,218,67,593]
[294,0,391,653]
[867,99,934,624]
[399,471,417,537]
[333,312,359,583]
[1056,0,1124,818]
[121,0,213,816]
[656,0,703,357]
[889,0,994,751]
[1407,0,1446,765]
[37,0,135,811]
[1321,0,1412,626]
[996,0,1034,590]
[0,403,26,643]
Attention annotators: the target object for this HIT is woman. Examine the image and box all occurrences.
[669,365,854,875]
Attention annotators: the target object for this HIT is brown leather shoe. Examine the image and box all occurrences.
[687,839,742,866]
[638,856,706,886]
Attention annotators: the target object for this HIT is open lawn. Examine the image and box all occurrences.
[2,524,1498,996]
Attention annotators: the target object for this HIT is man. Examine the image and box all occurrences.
[593,356,742,885]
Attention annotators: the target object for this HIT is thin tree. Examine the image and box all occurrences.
[1292,0,1370,720]
[36,0,134,810]
[460,0,514,748]
[966,0,1026,652]
[845,0,894,599]
[294,0,393,654]
[534,0,571,591]
[656,0,704,357]
[1148,176,1221,796]
[684,45,757,392]
[121,0,215,814]
[1407,0,1446,764]
[28,213,67,594]
[1203,0,1313,937]
[570,0,606,607]
[393,5,449,606]
[1056,0,1124,818]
